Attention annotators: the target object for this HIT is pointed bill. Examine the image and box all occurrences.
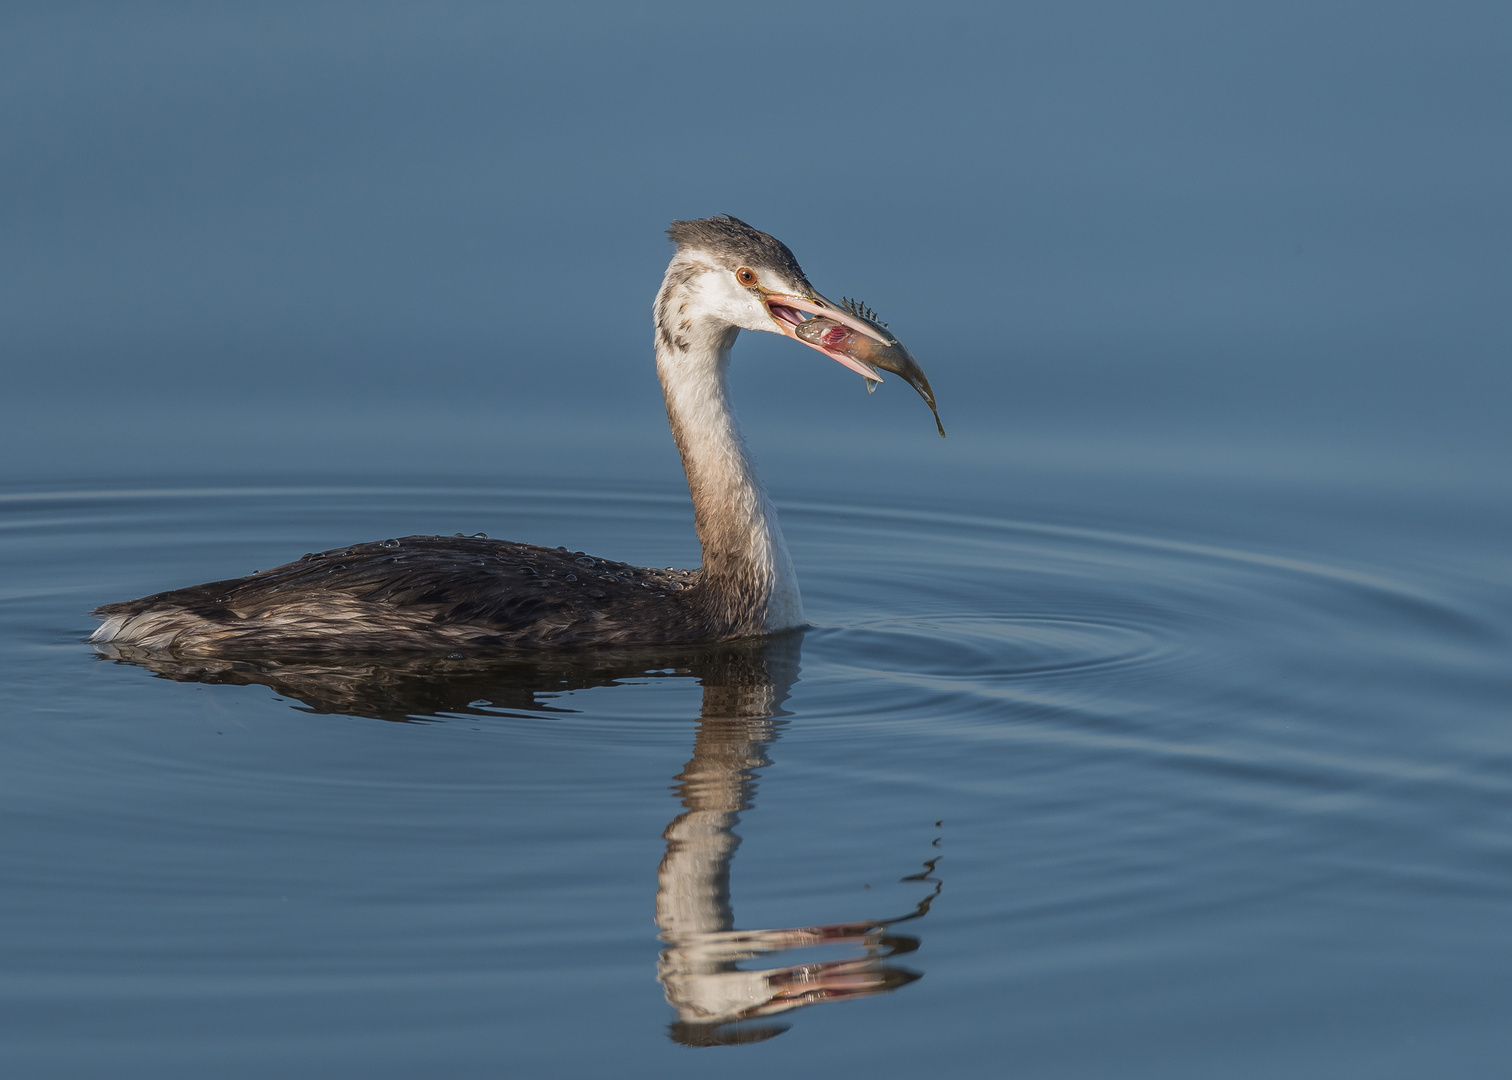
[762,290,892,381]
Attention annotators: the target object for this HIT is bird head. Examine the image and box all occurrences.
[661,215,927,389]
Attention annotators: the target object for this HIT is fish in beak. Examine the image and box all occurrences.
[765,293,945,438]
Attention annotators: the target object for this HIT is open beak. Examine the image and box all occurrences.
[764,288,946,438]
[762,290,894,381]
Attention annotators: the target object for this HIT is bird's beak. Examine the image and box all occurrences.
[763,287,946,438]
[762,289,894,382]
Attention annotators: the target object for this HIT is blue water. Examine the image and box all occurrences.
[4,2,1511,1075]
[2,476,1509,1077]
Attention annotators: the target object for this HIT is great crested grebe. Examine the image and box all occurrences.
[91,216,940,655]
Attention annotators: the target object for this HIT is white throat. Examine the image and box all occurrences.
[654,260,803,634]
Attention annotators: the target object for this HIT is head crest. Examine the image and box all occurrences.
[666,215,808,285]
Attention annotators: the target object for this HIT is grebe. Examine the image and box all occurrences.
[90,216,940,656]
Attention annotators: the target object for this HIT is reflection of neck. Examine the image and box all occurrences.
[653,637,932,1041]
[655,702,779,940]
[654,268,802,636]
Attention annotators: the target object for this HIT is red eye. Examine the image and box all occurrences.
[735,266,758,287]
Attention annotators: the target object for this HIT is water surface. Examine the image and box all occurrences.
[5,1,1510,1073]
[2,479,1509,1077]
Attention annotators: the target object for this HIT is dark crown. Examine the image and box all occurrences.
[666,215,809,286]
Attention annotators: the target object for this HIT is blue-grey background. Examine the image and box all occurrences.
[4,0,1508,501]
[5,6,1512,1077]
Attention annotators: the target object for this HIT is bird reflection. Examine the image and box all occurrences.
[657,633,937,1046]
[95,633,937,1045]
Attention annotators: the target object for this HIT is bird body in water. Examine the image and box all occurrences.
[91,216,940,656]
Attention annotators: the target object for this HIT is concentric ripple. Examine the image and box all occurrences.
[1,482,1483,731]
[821,614,1174,680]
[3,481,1511,1077]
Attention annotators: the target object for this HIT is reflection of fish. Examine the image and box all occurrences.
[796,309,945,437]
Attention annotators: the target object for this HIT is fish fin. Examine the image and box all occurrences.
[841,297,887,328]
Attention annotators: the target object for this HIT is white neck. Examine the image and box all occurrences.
[654,261,802,635]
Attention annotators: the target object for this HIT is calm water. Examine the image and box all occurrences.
[2,477,1508,1077]
[5,1,1509,1073]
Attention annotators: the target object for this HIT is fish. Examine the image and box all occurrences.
[795,303,945,437]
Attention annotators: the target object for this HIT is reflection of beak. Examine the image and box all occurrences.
[762,289,893,382]
[753,953,922,1016]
